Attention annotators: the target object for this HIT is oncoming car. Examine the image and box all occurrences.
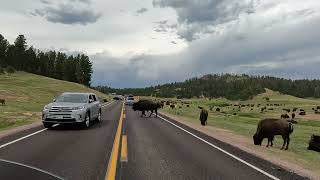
[42,92,101,129]
[125,96,135,105]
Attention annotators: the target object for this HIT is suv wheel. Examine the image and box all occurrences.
[82,112,90,129]
[43,122,53,129]
[97,109,102,122]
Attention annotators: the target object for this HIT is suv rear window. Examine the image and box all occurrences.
[127,97,134,100]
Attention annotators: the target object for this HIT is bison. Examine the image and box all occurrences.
[291,113,295,119]
[199,109,208,126]
[0,99,5,105]
[281,114,290,119]
[132,100,162,118]
[299,111,306,115]
[308,134,320,152]
[253,118,294,150]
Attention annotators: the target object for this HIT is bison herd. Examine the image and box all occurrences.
[130,99,320,152]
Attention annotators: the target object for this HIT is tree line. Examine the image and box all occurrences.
[0,34,92,86]
[95,74,320,100]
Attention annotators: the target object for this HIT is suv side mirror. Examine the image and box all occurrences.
[53,98,56,102]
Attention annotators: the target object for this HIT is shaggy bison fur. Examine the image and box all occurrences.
[132,100,162,118]
[253,118,294,150]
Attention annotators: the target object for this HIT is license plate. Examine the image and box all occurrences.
[51,115,63,119]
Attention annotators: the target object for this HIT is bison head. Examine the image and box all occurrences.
[253,133,263,145]
[132,102,139,111]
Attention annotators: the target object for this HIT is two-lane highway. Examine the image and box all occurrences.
[0,101,307,180]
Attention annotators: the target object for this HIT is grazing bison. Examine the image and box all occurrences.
[216,108,220,112]
[299,111,306,115]
[292,108,298,112]
[308,135,320,152]
[199,109,208,126]
[291,113,295,119]
[170,104,176,109]
[0,99,5,105]
[132,100,162,118]
[253,118,294,150]
[166,101,170,105]
[283,108,290,113]
[186,104,190,107]
[281,114,290,119]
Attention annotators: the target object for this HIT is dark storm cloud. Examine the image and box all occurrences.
[153,0,257,41]
[136,8,148,14]
[33,0,101,25]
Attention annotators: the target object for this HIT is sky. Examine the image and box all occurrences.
[1,0,320,88]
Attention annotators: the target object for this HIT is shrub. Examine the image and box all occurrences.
[0,67,4,75]
[6,66,15,74]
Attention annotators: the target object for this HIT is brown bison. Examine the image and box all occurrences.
[253,118,294,150]
[132,100,162,118]
[281,114,290,119]
[308,134,320,152]
[199,109,208,126]
[299,111,306,115]
[0,99,5,105]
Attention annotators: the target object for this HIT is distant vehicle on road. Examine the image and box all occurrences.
[125,96,135,105]
[42,92,101,129]
[113,95,123,100]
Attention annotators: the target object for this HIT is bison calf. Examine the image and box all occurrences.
[253,118,294,150]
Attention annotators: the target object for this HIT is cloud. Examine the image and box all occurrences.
[152,0,258,41]
[136,8,148,14]
[91,6,320,87]
[33,0,101,25]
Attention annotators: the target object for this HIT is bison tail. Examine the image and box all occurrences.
[289,123,294,134]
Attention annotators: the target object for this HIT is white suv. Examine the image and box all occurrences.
[42,92,102,129]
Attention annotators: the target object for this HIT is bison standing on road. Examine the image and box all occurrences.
[253,118,294,150]
[200,109,208,126]
[132,100,162,118]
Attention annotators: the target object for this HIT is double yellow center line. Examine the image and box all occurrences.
[105,103,128,180]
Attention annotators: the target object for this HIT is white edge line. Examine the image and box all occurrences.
[0,159,64,180]
[101,100,115,108]
[157,114,280,180]
[0,124,59,149]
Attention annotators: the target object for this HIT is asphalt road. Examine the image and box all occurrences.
[0,101,308,180]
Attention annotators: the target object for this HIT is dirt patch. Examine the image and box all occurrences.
[160,112,318,179]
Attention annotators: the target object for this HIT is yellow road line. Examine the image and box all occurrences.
[105,103,124,180]
[121,135,128,162]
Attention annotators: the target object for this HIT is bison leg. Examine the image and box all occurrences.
[149,110,153,117]
[141,110,146,117]
[285,136,290,150]
[281,135,286,150]
[155,109,158,118]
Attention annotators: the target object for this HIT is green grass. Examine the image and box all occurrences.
[0,71,111,130]
[160,89,320,175]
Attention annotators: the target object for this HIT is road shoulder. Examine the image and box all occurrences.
[160,111,318,180]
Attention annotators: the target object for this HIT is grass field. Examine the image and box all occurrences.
[0,71,111,130]
[158,89,320,176]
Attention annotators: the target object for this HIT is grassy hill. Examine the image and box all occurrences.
[0,71,111,130]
